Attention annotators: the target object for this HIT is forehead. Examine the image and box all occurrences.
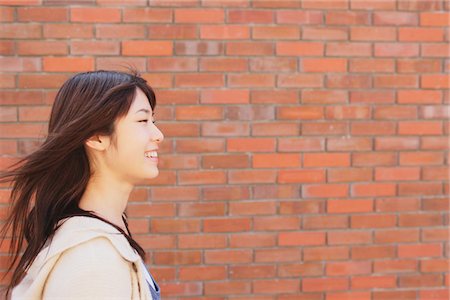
[129,88,152,114]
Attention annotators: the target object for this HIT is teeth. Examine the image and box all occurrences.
[145,151,158,158]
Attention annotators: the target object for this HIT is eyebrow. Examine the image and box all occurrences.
[135,109,155,116]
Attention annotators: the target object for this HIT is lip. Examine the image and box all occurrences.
[147,156,158,163]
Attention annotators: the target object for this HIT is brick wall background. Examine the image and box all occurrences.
[0,0,449,299]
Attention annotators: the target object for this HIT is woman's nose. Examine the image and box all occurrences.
[152,127,164,143]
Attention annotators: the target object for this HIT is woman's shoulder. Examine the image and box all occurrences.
[42,236,134,299]
[41,216,140,266]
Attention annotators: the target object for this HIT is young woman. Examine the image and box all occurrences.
[0,70,164,299]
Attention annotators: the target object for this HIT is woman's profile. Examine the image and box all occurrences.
[0,70,164,299]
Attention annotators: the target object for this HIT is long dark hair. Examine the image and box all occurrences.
[0,70,156,297]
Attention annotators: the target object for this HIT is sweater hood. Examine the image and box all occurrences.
[28,216,141,276]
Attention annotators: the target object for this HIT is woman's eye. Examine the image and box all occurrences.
[139,120,148,123]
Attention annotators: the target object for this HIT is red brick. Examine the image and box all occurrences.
[141,73,173,88]
[303,0,347,9]
[326,11,370,25]
[204,218,251,233]
[303,215,347,229]
[373,11,418,25]
[122,41,172,56]
[17,41,67,55]
[253,25,299,40]
[228,10,273,23]
[229,170,277,184]
[154,251,201,265]
[0,123,46,138]
[326,261,371,276]
[17,7,67,22]
[352,245,396,260]
[253,0,301,8]
[43,23,93,38]
[0,40,14,55]
[303,277,349,292]
[327,42,372,57]
[420,12,450,26]
[277,42,324,56]
[302,27,348,40]
[175,9,224,23]
[279,232,326,246]
[205,249,253,264]
[176,139,224,153]
[18,74,68,89]
[352,276,396,289]
[279,263,322,278]
[422,74,450,89]
[278,169,325,184]
[201,89,249,104]
[304,153,350,167]
[179,266,226,281]
[398,59,441,73]
[200,25,249,39]
[0,24,41,38]
[230,233,276,248]
[278,74,323,88]
[175,41,224,55]
[43,57,94,72]
[227,138,275,152]
[0,57,40,72]
[255,248,301,263]
[18,106,51,122]
[253,279,299,294]
[350,58,395,72]
[253,153,300,168]
[304,246,349,261]
[0,107,17,122]
[228,74,274,87]
[148,24,197,39]
[328,199,373,214]
[229,201,276,216]
[123,8,172,23]
[252,122,299,136]
[398,90,442,104]
[179,234,227,249]
[0,0,40,4]
[278,138,324,152]
[205,281,251,295]
[327,74,371,88]
[399,27,445,42]
[230,265,276,279]
[200,57,247,72]
[276,10,323,24]
[175,74,224,87]
[151,219,200,233]
[374,43,419,57]
[0,7,14,22]
[96,24,145,39]
[178,170,226,185]
[351,0,396,10]
[226,41,274,56]
[71,7,121,23]
[422,43,450,57]
[302,58,347,72]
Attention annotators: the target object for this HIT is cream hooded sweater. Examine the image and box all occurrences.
[12,216,153,300]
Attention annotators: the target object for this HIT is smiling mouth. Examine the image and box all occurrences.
[144,151,158,158]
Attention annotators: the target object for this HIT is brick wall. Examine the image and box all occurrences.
[0,0,449,299]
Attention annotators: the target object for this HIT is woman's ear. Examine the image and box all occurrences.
[84,134,110,152]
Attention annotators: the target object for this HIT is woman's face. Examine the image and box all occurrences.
[104,87,164,185]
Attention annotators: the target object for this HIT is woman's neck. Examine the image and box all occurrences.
[78,174,133,233]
